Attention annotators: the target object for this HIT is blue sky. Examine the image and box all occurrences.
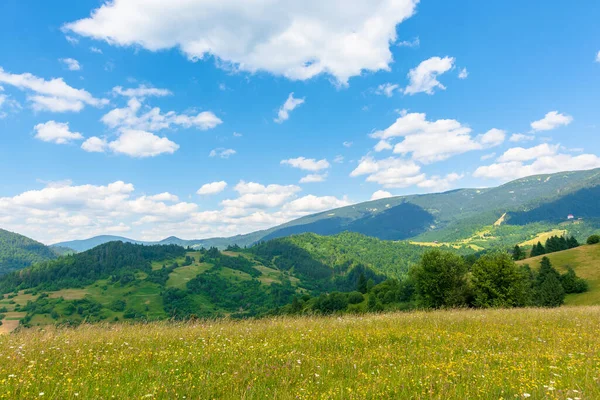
[0,0,599,244]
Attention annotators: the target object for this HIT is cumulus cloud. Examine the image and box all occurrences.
[64,0,418,85]
[60,58,81,71]
[371,190,393,200]
[350,155,463,191]
[299,173,327,183]
[197,181,228,195]
[404,56,455,95]
[370,112,505,163]
[0,178,351,243]
[102,98,222,131]
[108,129,179,157]
[112,85,172,98]
[474,151,600,181]
[375,83,399,97]
[0,67,108,112]
[275,93,304,123]
[458,68,468,79]
[497,143,559,163]
[90,47,103,54]
[34,121,83,144]
[596,51,600,63]
[281,157,330,171]
[209,148,236,159]
[81,136,108,153]
[530,111,573,132]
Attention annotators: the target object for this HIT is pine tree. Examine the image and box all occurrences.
[357,273,368,294]
[567,236,580,249]
[536,242,546,256]
[290,296,302,313]
[513,245,524,261]
[538,273,565,307]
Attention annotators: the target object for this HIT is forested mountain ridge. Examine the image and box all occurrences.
[0,228,57,274]
[50,168,600,252]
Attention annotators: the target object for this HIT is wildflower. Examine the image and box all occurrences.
[522,394,531,398]
[39,393,44,397]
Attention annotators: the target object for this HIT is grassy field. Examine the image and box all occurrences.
[518,243,600,305]
[0,307,599,399]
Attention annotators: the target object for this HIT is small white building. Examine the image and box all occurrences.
[567,214,574,220]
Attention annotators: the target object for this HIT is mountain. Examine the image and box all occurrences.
[50,168,600,252]
[0,229,57,274]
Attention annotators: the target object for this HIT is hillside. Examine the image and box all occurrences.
[2,234,411,330]
[0,229,57,274]
[517,243,600,305]
[51,168,600,252]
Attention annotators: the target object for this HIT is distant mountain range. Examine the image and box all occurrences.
[50,168,600,253]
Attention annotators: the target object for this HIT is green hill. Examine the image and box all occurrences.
[0,228,57,274]
[517,243,600,305]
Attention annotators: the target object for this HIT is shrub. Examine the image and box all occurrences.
[347,291,364,305]
[587,235,600,245]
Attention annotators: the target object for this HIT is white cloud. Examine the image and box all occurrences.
[510,133,535,142]
[350,155,463,191]
[417,173,463,192]
[397,37,420,48]
[596,51,600,63]
[197,181,228,195]
[0,67,108,112]
[350,156,424,188]
[34,121,83,144]
[370,112,505,163]
[282,195,349,213]
[299,173,327,183]
[458,67,468,79]
[333,155,344,163]
[233,132,243,137]
[148,192,179,202]
[90,47,103,54]
[81,136,108,153]
[65,0,418,85]
[281,157,330,171]
[530,111,573,132]
[375,83,399,97]
[275,93,304,123]
[371,190,393,200]
[343,141,353,148]
[221,181,301,210]
[108,129,179,157]
[474,153,600,181]
[404,56,455,95]
[60,58,81,71]
[209,148,236,159]
[112,85,172,98]
[102,98,222,131]
[497,143,559,163]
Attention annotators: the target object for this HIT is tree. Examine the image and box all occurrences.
[512,245,524,261]
[567,236,580,249]
[290,296,303,313]
[531,242,546,257]
[357,273,368,294]
[367,293,382,312]
[470,253,531,308]
[587,235,600,245]
[538,273,565,307]
[560,267,588,294]
[409,250,469,309]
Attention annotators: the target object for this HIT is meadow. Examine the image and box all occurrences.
[1,307,599,399]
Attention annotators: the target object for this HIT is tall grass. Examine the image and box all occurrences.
[1,307,598,399]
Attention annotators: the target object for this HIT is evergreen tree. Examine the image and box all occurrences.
[357,273,368,294]
[290,296,302,313]
[512,245,524,261]
[538,273,565,307]
[560,267,588,294]
[567,236,580,249]
[587,235,600,245]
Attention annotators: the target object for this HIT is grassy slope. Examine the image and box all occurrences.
[517,243,600,305]
[0,308,599,399]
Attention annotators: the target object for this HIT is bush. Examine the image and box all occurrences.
[347,291,364,305]
[587,235,600,245]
